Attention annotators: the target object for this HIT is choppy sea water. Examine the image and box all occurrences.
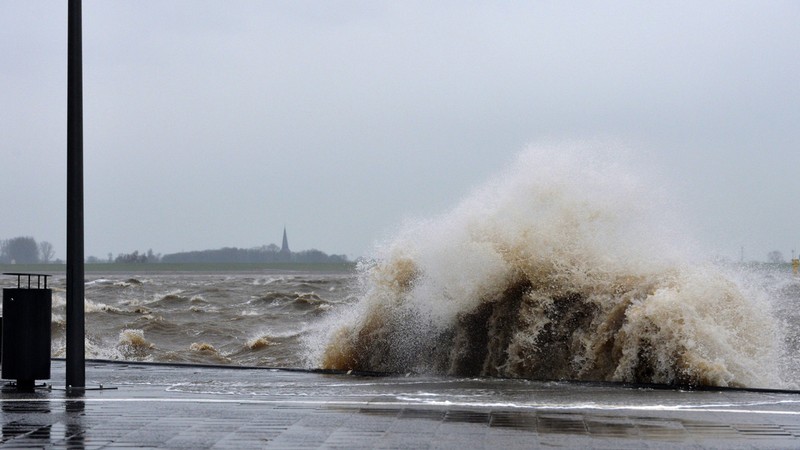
[47,270,357,368]
[23,144,800,390]
[36,263,800,390]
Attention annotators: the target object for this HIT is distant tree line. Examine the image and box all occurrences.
[84,245,346,264]
[0,236,57,264]
[2,236,347,265]
[161,245,347,264]
[112,249,160,264]
[85,249,160,264]
[767,250,785,263]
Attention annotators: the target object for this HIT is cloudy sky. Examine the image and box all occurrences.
[1,1,799,261]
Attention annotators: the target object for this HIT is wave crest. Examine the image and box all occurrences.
[317,144,781,388]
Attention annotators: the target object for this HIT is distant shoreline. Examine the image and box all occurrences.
[0,262,357,275]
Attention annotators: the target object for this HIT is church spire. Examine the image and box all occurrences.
[280,226,290,255]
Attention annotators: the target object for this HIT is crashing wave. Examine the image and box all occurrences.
[315,143,781,388]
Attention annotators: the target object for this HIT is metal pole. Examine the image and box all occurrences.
[67,0,85,389]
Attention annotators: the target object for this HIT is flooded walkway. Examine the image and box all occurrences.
[2,360,800,448]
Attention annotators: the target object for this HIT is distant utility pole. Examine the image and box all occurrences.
[740,246,744,263]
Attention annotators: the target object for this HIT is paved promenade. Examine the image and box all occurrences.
[1,360,800,448]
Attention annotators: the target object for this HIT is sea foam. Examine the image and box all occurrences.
[313,142,782,388]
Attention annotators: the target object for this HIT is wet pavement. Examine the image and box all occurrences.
[1,360,800,448]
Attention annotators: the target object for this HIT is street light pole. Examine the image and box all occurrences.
[66,0,85,389]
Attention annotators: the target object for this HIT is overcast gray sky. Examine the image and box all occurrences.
[1,1,799,261]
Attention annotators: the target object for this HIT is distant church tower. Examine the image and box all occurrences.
[280,227,291,259]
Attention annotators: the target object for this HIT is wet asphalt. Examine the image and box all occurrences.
[1,360,800,448]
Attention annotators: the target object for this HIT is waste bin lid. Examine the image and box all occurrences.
[3,273,51,289]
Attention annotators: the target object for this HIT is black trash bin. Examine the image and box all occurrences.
[2,273,51,391]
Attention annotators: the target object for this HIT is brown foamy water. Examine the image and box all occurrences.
[311,146,800,389]
[18,145,800,390]
[44,270,357,367]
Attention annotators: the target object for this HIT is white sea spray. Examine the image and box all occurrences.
[315,142,784,388]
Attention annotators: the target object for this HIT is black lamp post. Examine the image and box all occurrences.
[66,0,85,390]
